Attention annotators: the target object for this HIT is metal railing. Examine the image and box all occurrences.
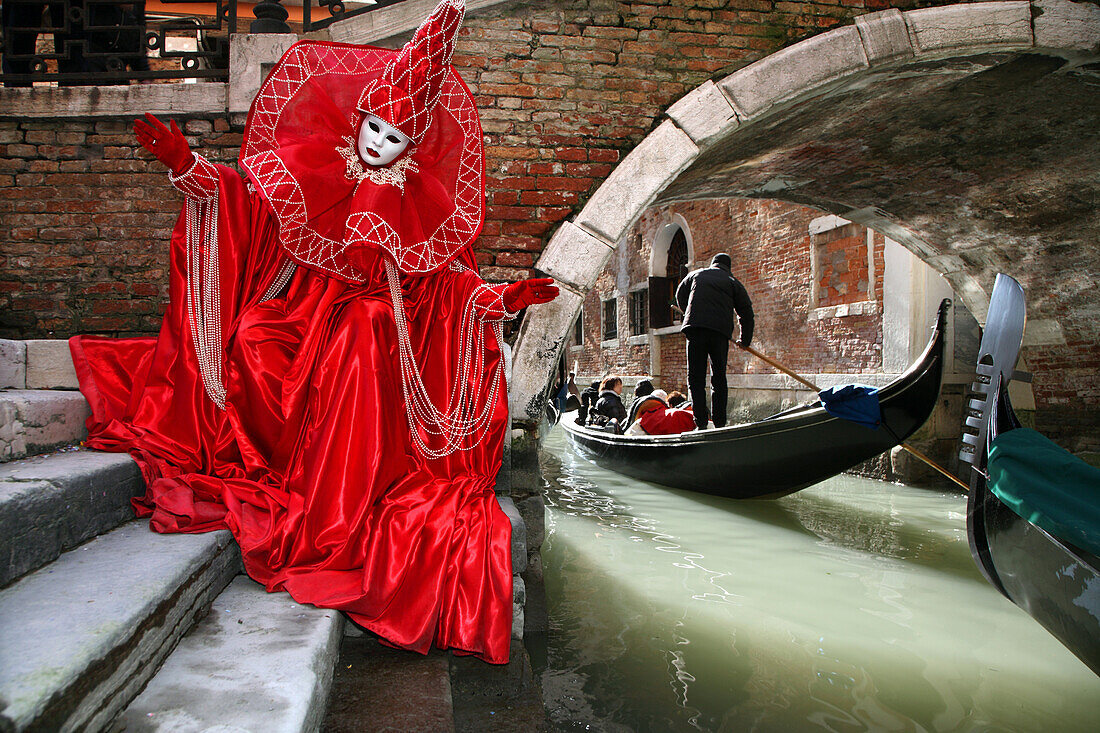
[303,0,411,33]
[0,0,414,86]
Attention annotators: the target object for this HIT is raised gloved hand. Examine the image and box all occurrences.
[134,113,194,176]
[502,277,559,312]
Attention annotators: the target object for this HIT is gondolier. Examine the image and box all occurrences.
[676,253,754,430]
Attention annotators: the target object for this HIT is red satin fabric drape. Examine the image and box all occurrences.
[70,164,513,663]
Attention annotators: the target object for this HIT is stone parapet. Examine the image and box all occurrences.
[575,120,699,245]
[0,339,26,389]
[720,25,870,121]
[25,339,79,389]
[0,390,90,462]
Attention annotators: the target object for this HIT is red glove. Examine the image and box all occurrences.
[502,277,559,311]
[134,113,194,175]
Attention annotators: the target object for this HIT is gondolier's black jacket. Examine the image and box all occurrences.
[675,264,754,346]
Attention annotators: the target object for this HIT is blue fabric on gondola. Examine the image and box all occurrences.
[988,428,1100,557]
[818,384,882,429]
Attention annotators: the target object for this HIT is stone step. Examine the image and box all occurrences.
[0,521,241,732]
[0,448,143,587]
[116,575,344,733]
[323,635,455,733]
[0,338,80,391]
[0,389,91,463]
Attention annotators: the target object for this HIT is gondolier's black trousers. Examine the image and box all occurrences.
[685,327,729,429]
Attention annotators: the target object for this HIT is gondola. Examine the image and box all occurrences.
[960,274,1100,676]
[560,299,950,500]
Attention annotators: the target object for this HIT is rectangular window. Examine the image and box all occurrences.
[629,290,648,336]
[602,298,618,341]
[810,216,873,309]
[574,309,583,345]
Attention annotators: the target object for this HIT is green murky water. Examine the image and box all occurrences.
[538,427,1100,732]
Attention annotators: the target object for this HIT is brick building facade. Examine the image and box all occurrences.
[1,0,917,339]
[1,0,1096,456]
[568,197,963,385]
[565,196,975,479]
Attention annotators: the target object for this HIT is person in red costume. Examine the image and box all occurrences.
[70,0,556,664]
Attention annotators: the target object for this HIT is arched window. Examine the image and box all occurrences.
[649,226,690,328]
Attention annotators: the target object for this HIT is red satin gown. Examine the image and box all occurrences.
[69,163,513,664]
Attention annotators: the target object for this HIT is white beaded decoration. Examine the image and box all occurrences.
[184,197,227,410]
[261,259,297,302]
[385,260,506,458]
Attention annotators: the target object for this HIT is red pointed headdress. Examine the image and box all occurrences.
[239,0,483,280]
[357,0,464,144]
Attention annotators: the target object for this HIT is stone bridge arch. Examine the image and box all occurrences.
[510,1,1100,447]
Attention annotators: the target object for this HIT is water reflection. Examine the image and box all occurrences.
[540,427,1100,732]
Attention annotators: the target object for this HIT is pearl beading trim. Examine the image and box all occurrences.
[385,259,506,458]
[170,155,219,201]
[184,196,227,410]
[261,259,297,302]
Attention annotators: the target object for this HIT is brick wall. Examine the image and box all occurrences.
[1,0,923,338]
[464,0,909,283]
[569,197,890,393]
[0,115,242,337]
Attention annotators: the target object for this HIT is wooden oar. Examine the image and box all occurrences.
[739,344,970,491]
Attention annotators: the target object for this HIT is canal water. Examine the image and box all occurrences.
[537,426,1100,732]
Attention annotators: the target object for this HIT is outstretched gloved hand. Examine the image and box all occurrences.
[134,113,195,176]
[502,277,559,312]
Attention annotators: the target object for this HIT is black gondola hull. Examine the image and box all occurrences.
[562,300,949,500]
[966,392,1100,676]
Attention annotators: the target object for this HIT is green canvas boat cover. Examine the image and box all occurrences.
[988,428,1100,558]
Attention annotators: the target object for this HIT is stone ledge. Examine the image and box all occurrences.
[509,288,584,421]
[719,25,870,121]
[728,372,897,391]
[497,496,527,575]
[856,9,915,66]
[665,80,741,146]
[0,522,241,732]
[1032,0,1100,53]
[904,2,1034,57]
[117,575,343,733]
[229,34,299,114]
[0,390,90,463]
[319,0,512,45]
[0,82,229,120]
[0,339,26,389]
[810,300,880,320]
[575,120,698,244]
[536,221,615,292]
[25,339,79,390]
[0,449,143,587]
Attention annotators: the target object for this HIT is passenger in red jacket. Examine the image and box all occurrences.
[640,406,698,436]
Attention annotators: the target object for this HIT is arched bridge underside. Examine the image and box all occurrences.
[511,1,1100,446]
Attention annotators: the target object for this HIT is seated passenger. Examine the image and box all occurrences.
[640,406,698,435]
[625,394,669,435]
[576,380,600,425]
[626,387,669,426]
[667,391,688,408]
[592,375,627,426]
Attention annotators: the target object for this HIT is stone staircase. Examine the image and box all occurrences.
[0,338,528,732]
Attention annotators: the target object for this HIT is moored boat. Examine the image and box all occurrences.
[561,299,950,499]
[960,274,1100,676]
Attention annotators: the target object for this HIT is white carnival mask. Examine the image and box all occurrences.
[357,113,412,167]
